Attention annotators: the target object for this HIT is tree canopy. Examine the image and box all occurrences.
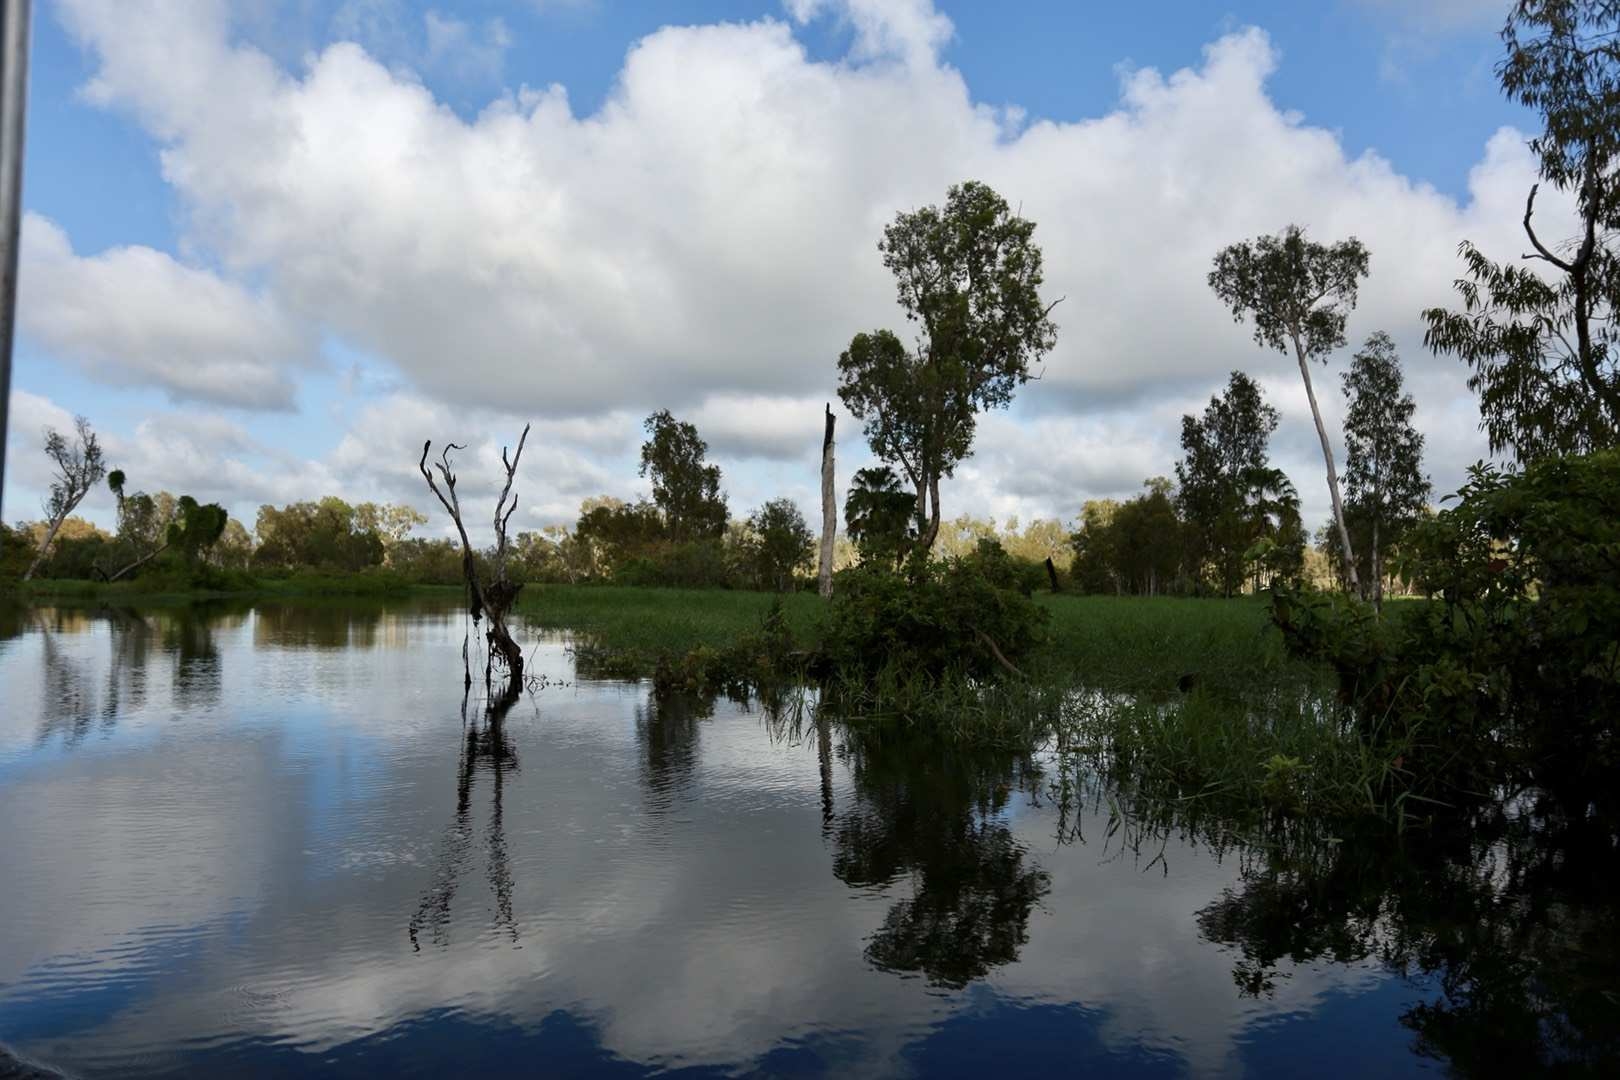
[843,466,918,570]
[639,410,728,541]
[1176,372,1299,596]
[1341,332,1431,604]
[24,416,107,581]
[1209,225,1370,592]
[1423,0,1620,459]
[838,180,1058,556]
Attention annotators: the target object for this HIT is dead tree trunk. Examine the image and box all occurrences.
[818,404,836,600]
[419,425,531,690]
[107,541,169,583]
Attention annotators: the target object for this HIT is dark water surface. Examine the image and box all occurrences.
[0,601,1613,1078]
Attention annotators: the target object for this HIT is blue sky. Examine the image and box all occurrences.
[5,0,1543,537]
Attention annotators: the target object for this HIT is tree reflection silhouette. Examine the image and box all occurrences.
[634,692,703,814]
[829,731,1050,989]
[1191,797,1620,1076]
[410,683,523,949]
[161,605,224,710]
[34,607,164,747]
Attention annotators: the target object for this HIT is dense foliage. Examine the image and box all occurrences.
[639,409,728,541]
[838,180,1058,555]
[818,555,1049,684]
[1272,450,1620,803]
[1340,332,1432,603]
[1423,0,1620,459]
[1173,372,1304,596]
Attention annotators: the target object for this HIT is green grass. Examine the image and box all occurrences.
[1055,686,1418,826]
[1032,593,1309,694]
[518,584,823,654]
[517,585,1315,698]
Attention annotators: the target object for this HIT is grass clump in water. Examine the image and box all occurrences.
[1054,685,1423,825]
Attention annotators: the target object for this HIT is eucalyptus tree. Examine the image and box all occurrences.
[1424,0,1620,458]
[639,410,727,541]
[23,416,106,580]
[837,181,1059,558]
[1341,332,1430,606]
[1209,227,1370,593]
[1175,371,1281,596]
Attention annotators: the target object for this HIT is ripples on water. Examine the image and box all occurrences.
[0,600,1614,1078]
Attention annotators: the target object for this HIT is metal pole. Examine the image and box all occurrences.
[0,0,30,518]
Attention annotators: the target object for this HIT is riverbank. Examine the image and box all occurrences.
[515,585,1308,696]
[0,577,1419,825]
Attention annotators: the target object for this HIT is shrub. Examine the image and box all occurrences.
[1271,450,1620,804]
[818,558,1049,684]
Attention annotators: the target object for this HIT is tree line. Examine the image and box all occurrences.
[6,1,1612,611]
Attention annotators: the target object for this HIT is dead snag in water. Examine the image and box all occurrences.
[419,425,531,690]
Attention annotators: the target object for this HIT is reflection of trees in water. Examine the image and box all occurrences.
[251,603,385,650]
[829,730,1050,989]
[34,607,168,747]
[634,694,705,815]
[0,601,28,644]
[1187,796,1620,1076]
[100,609,155,724]
[410,686,522,949]
[36,615,100,747]
[159,606,225,710]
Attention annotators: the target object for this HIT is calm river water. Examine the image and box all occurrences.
[0,600,1613,1078]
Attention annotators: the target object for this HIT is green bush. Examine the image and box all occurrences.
[0,522,36,580]
[957,537,1051,595]
[1271,450,1620,803]
[614,539,738,590]
[818,558,1049,684]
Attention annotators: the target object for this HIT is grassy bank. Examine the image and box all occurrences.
[517,585,1312,697]
[5,576,1406,824]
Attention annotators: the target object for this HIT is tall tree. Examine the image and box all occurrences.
[1209,226,1370,593]
[23,416,106,580]
[1109,482,1184,596]
[102,473,176,582]
[1175,372,1282,596]
[1069,498,1122,594]
[1341,332,1431,606]
[1423,0,1620,458]
[639,410,727,541]
[838,181,1059,556]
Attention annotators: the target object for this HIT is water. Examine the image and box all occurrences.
[0,600,1613,1078]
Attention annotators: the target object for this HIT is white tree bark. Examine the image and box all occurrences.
[1291,333,1360,595]
[818,404,836,599]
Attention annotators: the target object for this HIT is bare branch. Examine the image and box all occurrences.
[1522,184,1576,271]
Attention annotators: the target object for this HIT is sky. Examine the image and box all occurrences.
[2,0,1565,543]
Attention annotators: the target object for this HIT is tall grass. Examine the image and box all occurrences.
[1055,687,1421,826]
[518,585,823,659]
